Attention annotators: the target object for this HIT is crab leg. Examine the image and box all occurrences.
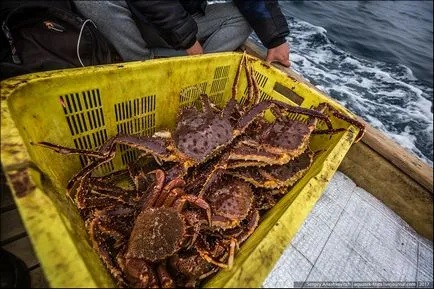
[312,128,347,135]
[232,50,247,99]
[226,238,237,270]
[197,267,220,280]
[237,100,333,131]
[142,169,166,209]
[221,97,239,119]
[85,206,136,234]
[269,104,283,117]
[157,262,175,288]
[243,55,254,107]
[197,238,237,270]
[121,258,153,288]
[127,153,156,189]
[88,213,130,288]
[66,151,116,193]
[147,265,160,288]
[227,142,283,164]
[78,193,127,210]
[38,136,118,195]
[154,178,186,207]
[94,169,130,183]
[228,150,314,189]
[185,223,201,250]
[250,62,261,105]
[39,134,173,194]
[36,135,118,158]
[199,253,229,269]
[173,195,212,226]
[197,165,226,198]
[235,211,259,244]
[200,93,213,113]
[88,179,134,197]
[321,103,366,142]
[35,142,108,158]
[130,169,151,194]
[112,134,172,158]
[163,187,184,207]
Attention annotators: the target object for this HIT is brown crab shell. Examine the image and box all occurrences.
[173,102,233,164]
[253,190,278,211]
[228,150,314,189]
[227,144,284,166]
[221,209,260,245]
[125,207,186,263]
[228,118,315,166]
[169,252,215,280]
[205,177,253,230]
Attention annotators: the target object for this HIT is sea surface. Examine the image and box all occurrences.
[251,0,433,166]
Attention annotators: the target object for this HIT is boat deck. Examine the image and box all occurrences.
[263,171,433,288]
[1,171,433,288]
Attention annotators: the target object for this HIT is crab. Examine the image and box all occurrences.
[168,250,219,288]
[167,210,259,288]
[73,165,216,288]
[176,207,259,285]
[226,101,354,169]
[161,173,259,287]
[35,53,336,197]
[227,149,314,189]
[203,175,254,230]
[74,157,261,287]
[201,100,363,192]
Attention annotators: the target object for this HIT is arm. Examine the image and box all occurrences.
[126,0,200,51]
[234,0,290,66]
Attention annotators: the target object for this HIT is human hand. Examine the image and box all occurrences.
[266,42,290,67]
[186,40,204,55]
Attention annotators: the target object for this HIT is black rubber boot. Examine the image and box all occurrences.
[0,248,31,288]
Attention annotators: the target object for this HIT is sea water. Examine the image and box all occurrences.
[251,0,433,166]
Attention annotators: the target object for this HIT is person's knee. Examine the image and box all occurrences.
[218,3,253,42]
[239,20,253,43]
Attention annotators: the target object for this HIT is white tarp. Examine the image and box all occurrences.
[263,171,433,288]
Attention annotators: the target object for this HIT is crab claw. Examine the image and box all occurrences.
[173,195,213,227]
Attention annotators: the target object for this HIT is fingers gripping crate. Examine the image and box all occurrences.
[0,53,360,287]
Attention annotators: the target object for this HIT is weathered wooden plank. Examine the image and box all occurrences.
[2,236,39,269]
[30,267,50,288]
[241,40,433,194]
[361,123,433,194]
[1,209,26,244]
[339,141,433,240]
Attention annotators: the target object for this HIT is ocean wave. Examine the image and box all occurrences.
[284,17,433,166]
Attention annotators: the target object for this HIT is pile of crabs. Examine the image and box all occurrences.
[37,53,365,288]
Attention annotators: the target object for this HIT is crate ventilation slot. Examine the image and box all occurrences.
[114,95,156,165]
[209,65,230,106]
[179,82,207,109]
[59,89,113,174]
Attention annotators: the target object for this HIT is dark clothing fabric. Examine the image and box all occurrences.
[233,0,289,48]
[126,0,289,50]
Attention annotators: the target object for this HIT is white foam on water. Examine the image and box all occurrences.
[283,17,433,166]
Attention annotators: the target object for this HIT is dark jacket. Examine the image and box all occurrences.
[126,0,289,50]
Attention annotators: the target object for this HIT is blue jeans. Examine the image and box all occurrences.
[73,1,252,61]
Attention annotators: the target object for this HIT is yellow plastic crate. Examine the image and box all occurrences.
[1,52,359,288]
